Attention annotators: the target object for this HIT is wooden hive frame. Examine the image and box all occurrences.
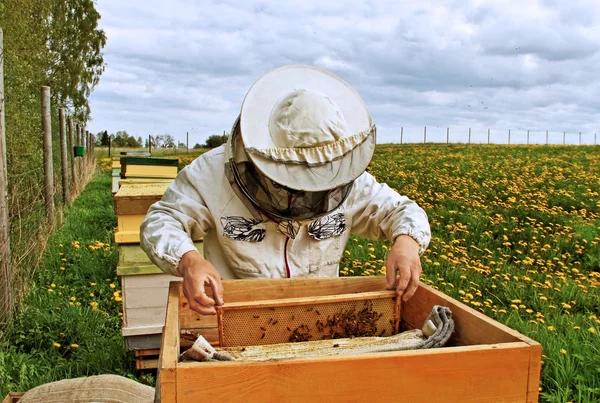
[158,277,542,403]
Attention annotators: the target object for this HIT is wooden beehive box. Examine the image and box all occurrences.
[2,393,23,403]
[111,167,121,194]
[121,156,178,180]
[118,241,203,350]
[158,277,541,403]
[113,182,171,244]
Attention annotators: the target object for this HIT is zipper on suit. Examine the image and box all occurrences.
[284,236,291,278]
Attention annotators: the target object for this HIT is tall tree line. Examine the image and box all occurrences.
[0,0,106,303]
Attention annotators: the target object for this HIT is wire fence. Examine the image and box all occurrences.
[0,41,97,327]
[393,127,598,145]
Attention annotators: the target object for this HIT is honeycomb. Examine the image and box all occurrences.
[218,292,399,347]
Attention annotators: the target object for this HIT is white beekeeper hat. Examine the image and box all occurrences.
[239,64,376,192]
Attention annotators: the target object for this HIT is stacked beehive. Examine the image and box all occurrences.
[111,159,121,194]
[113,157,203,358]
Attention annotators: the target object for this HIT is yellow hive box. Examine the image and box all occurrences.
[113,182,173,244]
[121,157,178,179]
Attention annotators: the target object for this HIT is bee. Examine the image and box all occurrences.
[253,315,260,319]
[260,326,266,331]
[272,320,279,325]
[315,310,321,315]
[261,333,265,339]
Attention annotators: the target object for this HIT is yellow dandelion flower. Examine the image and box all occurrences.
[562,303,572,309]
[115,296,122,302]
[589,327,597,334]
[511,299,522,304]
[71,343,79,349]
[560,349,567,355]
[50,283,56,288]
[90,282,96,286]
[70,296,76,302]
[539,296,547,301]
[547,326,555,331]
[53,342,61,348]
[109,283,116,289]
[60,266,65,271]
[47,289,53,293]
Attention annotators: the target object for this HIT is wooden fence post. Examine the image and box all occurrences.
[400,127,403,144]
[0,27,13,324]
[41,86,55,228]
[69,118,77,197]
[108,135,111,158]
[59,108,69,204]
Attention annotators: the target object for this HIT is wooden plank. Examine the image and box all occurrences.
[135,348,161,357]
[114,230,141,244]
[117,264,163,276]
[158,282,180,403]
[118,241,203,266]
[123,165,177,179]
[122,325,164,337]
[119,178,173,186]
[125,333,163,350]
[403,283,534,346]
[112,160,121,168]
[136,358,159,370]
[526,343,543,403]
[175,342,531,403]
[111,176,120,194]
[113,182,170,215]
[117,214,146,233]
[218,290,396,311]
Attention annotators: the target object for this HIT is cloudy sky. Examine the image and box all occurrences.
[88,0,600,145]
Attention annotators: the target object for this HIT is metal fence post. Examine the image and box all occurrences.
[508,129,511,145]
[447,127,449,144]
[424,126,426,143]
[400,127,403,144]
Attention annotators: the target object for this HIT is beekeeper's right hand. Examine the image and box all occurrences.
[178,250,224,315]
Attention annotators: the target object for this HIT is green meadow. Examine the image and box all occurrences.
[2,144,599,402]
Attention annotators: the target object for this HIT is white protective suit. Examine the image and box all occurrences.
[140,141,431,279]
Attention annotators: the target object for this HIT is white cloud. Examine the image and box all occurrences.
[88,0,600,145]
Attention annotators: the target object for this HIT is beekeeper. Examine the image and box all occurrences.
[140,65,431,315]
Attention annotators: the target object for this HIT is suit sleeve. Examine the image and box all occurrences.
[140,162,215,276]
[346,172,431,254]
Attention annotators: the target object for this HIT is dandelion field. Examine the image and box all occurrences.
[342,144,600,402]
[1,144,598,402]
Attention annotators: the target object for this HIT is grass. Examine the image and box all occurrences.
[0,169,140,397]
[341,144,600,402]
[2,144,599,402]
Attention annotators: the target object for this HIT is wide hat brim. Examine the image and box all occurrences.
[240,65,375,192]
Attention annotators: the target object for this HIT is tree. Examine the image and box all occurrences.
[193,143,203,149]
[163,134,175,149]
[205,134,229,148]
[98,130,109,146]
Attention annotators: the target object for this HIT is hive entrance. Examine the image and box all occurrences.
[216,291,400,347]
